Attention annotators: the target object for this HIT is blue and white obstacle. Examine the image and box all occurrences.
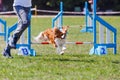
[81,2,93,33]
[89,0,117,55]
[52,2,63,29]
[0,18,7,41]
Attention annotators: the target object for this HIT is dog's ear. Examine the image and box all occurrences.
[42,32,45,37]
[66,26,69,29]
[64,26,69,30]
[62,26,69,30]
[53,27,58,30]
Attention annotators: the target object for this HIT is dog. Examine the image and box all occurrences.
[34,26,69,55]
[54,26,69,55]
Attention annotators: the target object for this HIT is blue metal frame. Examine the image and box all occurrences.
[52,2,63,29]
[92,0,117,54]
[0,18,7,41]
[95,16,117,54]
[81,2,93,33]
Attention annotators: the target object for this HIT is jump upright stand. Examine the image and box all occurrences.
[80,2,93,33]
[7,11,36,56]
[89,0,117,55]
[52,2,63,29]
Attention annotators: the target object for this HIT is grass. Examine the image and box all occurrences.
[0,15,120,80]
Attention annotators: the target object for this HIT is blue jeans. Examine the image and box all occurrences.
[9,6,31,45]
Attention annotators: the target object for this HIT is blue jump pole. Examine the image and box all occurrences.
[52,2,63,29]
[80,2,93,33]
[93,0,97,54]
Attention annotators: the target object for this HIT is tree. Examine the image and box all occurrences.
[97,0,120,11]
[3,0,13,11]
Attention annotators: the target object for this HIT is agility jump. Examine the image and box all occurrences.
[51,1,117,55]
[90,0,117,55]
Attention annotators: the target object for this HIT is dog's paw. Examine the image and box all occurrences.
[62,46,67,51]
[59,51,64,55]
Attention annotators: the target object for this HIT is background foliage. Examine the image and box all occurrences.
[2,0,120,11]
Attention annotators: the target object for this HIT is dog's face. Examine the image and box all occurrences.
[53,26,69,38]
[62,26,69,34]
[53,27,63,38]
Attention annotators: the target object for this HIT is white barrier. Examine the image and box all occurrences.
[0,8,120,15]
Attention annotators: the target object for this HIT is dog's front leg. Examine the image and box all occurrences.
[56,46,64,55]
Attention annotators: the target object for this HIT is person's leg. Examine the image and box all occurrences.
[3,45,12,58]
[9,6,31,49]
[3,6,30,58]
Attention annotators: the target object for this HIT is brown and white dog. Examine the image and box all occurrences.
[34,26,69,55]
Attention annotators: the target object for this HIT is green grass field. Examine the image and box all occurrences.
[0,16,120,80]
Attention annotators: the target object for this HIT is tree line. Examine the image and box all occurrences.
[2,0,120,12]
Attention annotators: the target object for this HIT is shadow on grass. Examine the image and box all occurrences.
[52,58,95,63]
[36,54,95,63]
[112,61,120,64]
